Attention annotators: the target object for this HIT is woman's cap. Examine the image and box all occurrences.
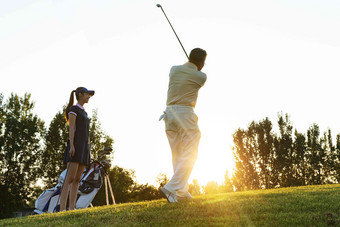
[76,87,95,96]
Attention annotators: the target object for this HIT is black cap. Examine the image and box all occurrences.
[76,87,95,96]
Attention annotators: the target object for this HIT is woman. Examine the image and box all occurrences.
[59,87,95,211]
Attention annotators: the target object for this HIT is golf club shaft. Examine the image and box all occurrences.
[157,4,189,60]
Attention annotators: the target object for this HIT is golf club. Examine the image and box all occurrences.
[156,4,189,60]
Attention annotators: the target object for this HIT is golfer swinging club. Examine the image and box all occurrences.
[160,48,207,202]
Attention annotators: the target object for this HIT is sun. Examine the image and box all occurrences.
[189,145,235,187]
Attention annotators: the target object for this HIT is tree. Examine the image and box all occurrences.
[203,181,221,195]
[275,113,294,187]
[0,93,8,218]
[293,130,307,185]
[92,166,136,205]
[92,167,170,205]
[41,110,68,188]
[0,93,45,218]
[232,125,261,191]
[222,171,234,192]
[0,93,5,172]
[0,93,4,155]
[130,183,160,201]
[321,129,337,184]
[334,134,340,182]
[189,179,202,196]
[231,113,340,191]
[306,124,324,185]
[156,173,169,190]
[256,117,275,189]
[89,109,114,160]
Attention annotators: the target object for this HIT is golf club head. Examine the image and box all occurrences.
[104,146,112,151]
[156,4,162,8]
[101,159,111,170]
[98,147,112,161]
[103,146,112,153]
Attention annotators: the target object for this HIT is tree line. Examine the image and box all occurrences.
[0,93,233,219]
[4,93,338,219]
[10,92,333,219]
[232,113,340,191]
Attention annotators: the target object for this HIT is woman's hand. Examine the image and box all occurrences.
[70,145,76,158]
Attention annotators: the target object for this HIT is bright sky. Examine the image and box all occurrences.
[1,0,340,186]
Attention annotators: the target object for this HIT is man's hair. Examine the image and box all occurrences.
[189,48,207,65]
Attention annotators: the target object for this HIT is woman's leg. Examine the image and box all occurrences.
[68,163,86,210]
[59,162,78,211]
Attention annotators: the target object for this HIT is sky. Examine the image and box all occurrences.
[1,0,340,186]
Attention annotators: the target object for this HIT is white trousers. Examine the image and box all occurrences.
[163,105,201,197]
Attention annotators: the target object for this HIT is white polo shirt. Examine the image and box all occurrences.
[166,62,207,107]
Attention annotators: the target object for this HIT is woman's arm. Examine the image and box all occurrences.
[69,114,76,157]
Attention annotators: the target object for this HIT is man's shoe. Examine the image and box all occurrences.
[161,187,178,203]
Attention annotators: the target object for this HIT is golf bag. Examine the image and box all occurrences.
[34,148,112,214]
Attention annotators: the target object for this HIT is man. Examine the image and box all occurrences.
[160,48,207,202]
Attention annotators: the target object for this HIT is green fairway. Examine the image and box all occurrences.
[2,184,340,226]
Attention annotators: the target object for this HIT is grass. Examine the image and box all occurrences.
[1,184,340,226]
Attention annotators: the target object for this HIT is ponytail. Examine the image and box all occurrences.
[65,90,76,123]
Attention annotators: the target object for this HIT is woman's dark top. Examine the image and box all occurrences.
[64,104,91,165]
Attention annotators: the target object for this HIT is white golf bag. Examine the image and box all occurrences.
[34,148,112,214]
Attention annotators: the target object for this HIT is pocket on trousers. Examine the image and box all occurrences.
[165,113,177,131]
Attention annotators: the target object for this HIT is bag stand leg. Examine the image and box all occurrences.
[105,175,109,205]
[104,174,116,206]
[107,175,116,205]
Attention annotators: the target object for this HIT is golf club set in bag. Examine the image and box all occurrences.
[34,147,114,214]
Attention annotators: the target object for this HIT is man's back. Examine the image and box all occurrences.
[166,62,207,107]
